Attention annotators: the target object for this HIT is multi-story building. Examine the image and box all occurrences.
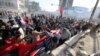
[25,0,29,13]
[59,0,73,16]
[28,1,41,13]
[17,0,26,13]
[0,0,29,13]
[60,0,73,10]
[63,0,73,9]
[0,0,17,12]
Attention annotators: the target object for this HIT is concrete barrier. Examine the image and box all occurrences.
[51,29,90,56]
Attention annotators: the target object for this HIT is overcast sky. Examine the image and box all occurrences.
[30,0,100,12]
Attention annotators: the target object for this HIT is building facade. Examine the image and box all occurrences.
[0,0,29,13]
[0,0,17,12]
[60,0,73,9]
[25,0,29,13]
[29,1,41,13]
[59,0,73,16]
[17,0,26,13]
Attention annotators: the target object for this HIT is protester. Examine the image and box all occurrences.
[0,13,93,56]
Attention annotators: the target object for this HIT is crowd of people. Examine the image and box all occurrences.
[0,13,94,56]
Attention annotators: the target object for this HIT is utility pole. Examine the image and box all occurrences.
[89,0,100,53]
[89,0,99,22]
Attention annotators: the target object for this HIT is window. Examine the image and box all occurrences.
[11,3,14,7]
[19,0,24,3]
[1,1,4,6]
[0,1,1,6]
[8,2,11,7]
[5,2,8,7]
[98,13,100,18]
[20,4,24,8]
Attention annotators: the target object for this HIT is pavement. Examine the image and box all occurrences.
[73,28,100,55]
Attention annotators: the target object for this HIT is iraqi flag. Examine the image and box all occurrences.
[59,0,63,16]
